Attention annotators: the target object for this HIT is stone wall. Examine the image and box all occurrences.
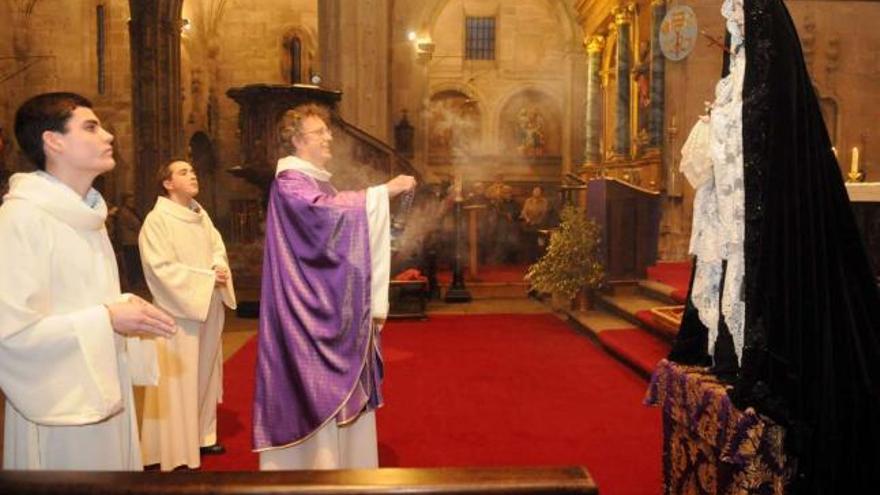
[4,0,876,262]
[180,0,318,230]
[389,0,585,186]
[0,0,133,202]
[647,0,879,260]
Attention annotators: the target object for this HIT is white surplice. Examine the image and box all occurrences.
[0,172,151,470]
[138,196,236,470]
[258,156,390,471]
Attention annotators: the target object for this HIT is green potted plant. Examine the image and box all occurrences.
[526,205,604,309]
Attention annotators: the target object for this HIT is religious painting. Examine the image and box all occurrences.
[427,90,481,160]
[499,90,561,159]
[633,40,652,145]
[602,30,619,160]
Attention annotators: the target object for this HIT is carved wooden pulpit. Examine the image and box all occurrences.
[226,83,420,196]
[225,84,342,194]
[586,178,661,280]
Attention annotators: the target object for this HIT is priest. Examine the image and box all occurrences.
[0,92,175,470]
[253,103,415,470]
[139,159,236,470]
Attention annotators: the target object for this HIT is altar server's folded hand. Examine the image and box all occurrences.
[106,295,177,338]
[386,175,417,197]
[214,265,230,286]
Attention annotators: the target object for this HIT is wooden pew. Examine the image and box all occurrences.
[0,466,598,494]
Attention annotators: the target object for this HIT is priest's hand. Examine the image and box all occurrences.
[106,296,176,338]
[386,175,417,198]
[214,265,230,286]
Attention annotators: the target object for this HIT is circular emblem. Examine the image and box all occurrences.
[660,6,699,61]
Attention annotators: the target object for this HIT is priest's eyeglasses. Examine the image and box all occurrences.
[301,127,333,138]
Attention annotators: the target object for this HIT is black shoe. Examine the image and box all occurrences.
[199,443,226,455]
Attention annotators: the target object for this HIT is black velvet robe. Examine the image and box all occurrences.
[669,0,880,492]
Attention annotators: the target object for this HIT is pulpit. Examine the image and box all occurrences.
[586,178,661,280]
[225,84,343,194]
[846,182,880,281]
[225,83,421,195]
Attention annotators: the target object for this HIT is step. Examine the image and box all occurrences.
[645,261,692,303]
[595,292,678,342]
[566,308,670,378]
[637,279,684,305]
[597,329,670,379]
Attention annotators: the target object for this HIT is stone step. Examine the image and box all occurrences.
[637,279,684,305]
[595,290,677,343]
[566,308,670,379]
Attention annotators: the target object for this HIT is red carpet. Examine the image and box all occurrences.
[437,264,529,284]
[203,314,661,495]
[635,309,677,340]
[597,328,670,377]
[646,261,692,303]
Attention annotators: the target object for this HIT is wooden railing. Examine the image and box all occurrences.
[0,466,598,494]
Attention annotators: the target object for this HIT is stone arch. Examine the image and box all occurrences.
[813,84,839,146]
[426,88,483,160]
[189,130,218,214]
[496,87,563,158]
[417,0,580,50]
[280,26,317,84]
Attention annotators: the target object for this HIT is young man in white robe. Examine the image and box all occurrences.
[0,92,176,470]
[139,159,236,470]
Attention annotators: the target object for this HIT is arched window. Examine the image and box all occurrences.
[289,37,302,83]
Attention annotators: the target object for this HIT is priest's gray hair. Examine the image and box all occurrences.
[278,103,331,156]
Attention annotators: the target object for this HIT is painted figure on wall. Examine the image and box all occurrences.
[428,92,480,158]
[516,106,546,157]
[633,40,652,141]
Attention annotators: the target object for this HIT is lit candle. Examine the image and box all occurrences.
[851,147,860,175]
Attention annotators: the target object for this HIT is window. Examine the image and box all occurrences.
[97,4,106,94]
[465,17,495,60]
[289,37,302,83]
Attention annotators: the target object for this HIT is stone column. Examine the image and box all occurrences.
[613,6,633,158]
[584,35,605,166]
[319,0,390,141]
[649,0,666,149]
[129,0,185,213]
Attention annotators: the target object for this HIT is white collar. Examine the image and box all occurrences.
[153,195,205,223]
[3,172,108,231]
[275,155,332,182]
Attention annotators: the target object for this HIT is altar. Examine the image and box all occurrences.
[845,182,880,280]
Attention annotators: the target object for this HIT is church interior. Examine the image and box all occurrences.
[1,0,879,493]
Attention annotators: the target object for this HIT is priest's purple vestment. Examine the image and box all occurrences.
[253,157,390,452]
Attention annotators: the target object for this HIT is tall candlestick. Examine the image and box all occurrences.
[851,146,860,174]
